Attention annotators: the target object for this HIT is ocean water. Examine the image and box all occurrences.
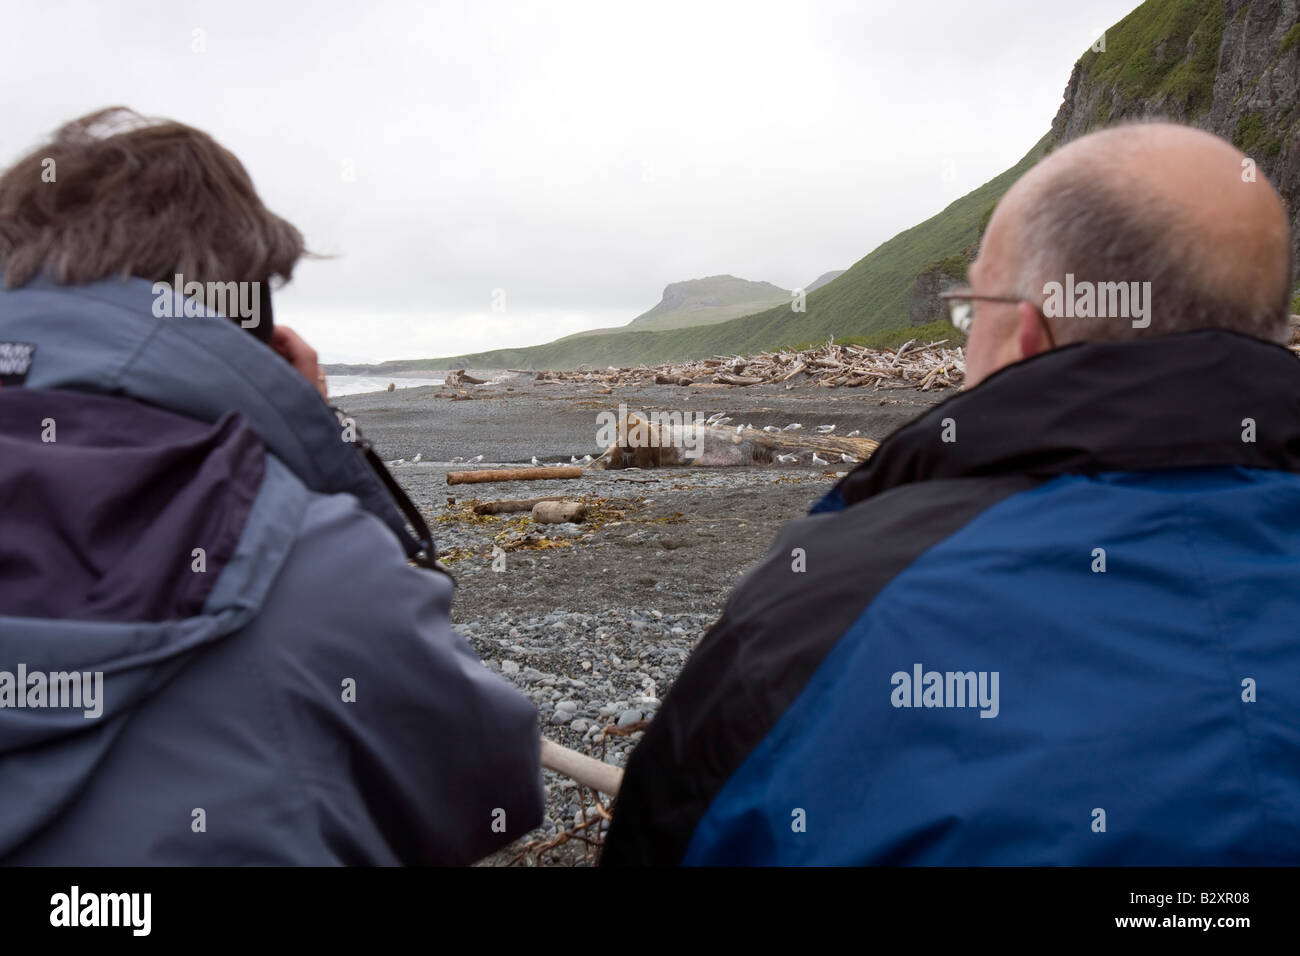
[326,375,445,397]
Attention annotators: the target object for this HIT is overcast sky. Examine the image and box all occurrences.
[0,0,1139,363]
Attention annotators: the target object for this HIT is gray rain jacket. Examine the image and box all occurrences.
[0,277,543,864]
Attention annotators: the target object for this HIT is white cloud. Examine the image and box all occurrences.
[0,0,1139,361]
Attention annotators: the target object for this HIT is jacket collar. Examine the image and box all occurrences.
[829,329,1300,508]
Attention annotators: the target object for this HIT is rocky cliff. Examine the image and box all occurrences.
[910,0,1299,325]
[1053,0,1299,268]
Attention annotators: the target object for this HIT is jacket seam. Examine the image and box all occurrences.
[1173,498,1273,842]
[244,487,332,865]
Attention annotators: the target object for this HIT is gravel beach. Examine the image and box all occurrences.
[334,372,947,865]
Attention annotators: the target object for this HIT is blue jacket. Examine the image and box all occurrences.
[604,329,1300,865]
[0,278,543,864]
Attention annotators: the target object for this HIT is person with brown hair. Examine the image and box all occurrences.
[0,107,321,379]
[0,108,543,865]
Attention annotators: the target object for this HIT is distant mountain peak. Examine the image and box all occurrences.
[803,270,845,293]
[627,275,791,331]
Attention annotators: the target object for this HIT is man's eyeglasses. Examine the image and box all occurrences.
[938,289,1025,334]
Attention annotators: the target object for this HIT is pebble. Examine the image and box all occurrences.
[574,806,602,828]
[395,453,845,864]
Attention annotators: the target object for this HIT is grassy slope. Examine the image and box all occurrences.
[782,320,964,353]
[1078,0,1224,124]
[361,133,1049,372]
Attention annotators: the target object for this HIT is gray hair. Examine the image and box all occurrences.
[1010,171,1291,346]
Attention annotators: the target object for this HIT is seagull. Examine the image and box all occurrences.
[467,454,484,464]
[712,417,732,426]
[735,424,745,433]
[763,425,780,433]
[776,453,799,463]
[815,424,836,433]
[705,412,728,424]
[389,458,406,466]
[570,455,579,463]
[846,429,861,437]
[812,453,828,466]
[841,453,858,463]
[531,456,540,466]
[411,453,422,463]
[581,454,593,463]
[450,456,465,463]
[783,423,803,431]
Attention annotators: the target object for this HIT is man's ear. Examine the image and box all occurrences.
[1017,301,1051,361]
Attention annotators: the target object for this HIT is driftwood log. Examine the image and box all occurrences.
[444,369,487,386]
[472,496,564,515]
[540,738,623,795]
[532,501,588,523]
[752,431,880,459]
[597,413,879,469]
[447,466,583,485]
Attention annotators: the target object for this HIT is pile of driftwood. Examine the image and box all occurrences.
[596,412,879,469]
[530,338,964,391]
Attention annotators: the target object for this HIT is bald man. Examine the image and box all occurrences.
[604,122,1300,866]
[964,122,1293,386]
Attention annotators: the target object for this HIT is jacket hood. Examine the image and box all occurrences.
[0,277,410,855]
